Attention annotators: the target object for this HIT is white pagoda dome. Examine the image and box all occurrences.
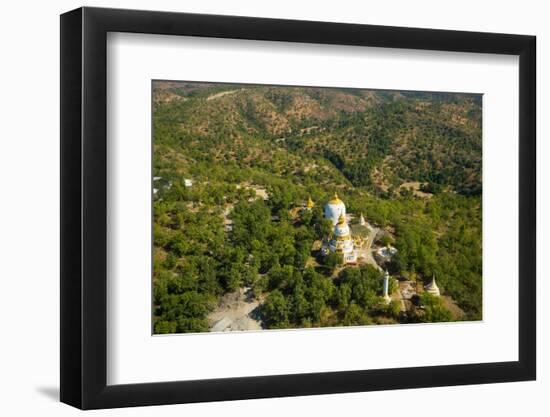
[324,193,346,225]
[334,214,351,238]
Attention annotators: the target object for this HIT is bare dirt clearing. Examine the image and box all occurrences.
[398,181,433,198]
[208,288,264,332]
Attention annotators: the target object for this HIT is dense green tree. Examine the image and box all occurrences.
[320,252,343,275]
[343,303,372,326]
[262,290,289,328]
[386,300,402,319]
[418,293,452,323]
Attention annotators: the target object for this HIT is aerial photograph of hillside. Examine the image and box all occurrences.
[152,80,482,334]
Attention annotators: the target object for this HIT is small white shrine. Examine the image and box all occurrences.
[424,275,441,297]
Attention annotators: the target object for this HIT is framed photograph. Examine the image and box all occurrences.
[60,6,536,409]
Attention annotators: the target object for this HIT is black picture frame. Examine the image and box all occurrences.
[60,6,536,410]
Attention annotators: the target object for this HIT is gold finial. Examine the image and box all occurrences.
[307,196,314,209]
[329,192,343,205]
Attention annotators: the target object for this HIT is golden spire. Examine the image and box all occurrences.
[306,195,314,209]
[329,192,343,205]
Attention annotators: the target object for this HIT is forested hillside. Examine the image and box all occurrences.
[152,81,482,334]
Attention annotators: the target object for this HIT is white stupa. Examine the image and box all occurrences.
[327,213,357,264]
[425,275,441,297]
[321,193,364,264]
[324,193,346,225]
[359,212,366,226]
